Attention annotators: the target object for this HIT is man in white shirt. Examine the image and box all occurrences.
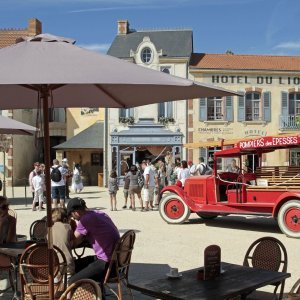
[51,159,67,208]
[196,157,212,175]
[141,161,156,211]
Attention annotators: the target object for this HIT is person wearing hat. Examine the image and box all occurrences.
[67,197,120,285]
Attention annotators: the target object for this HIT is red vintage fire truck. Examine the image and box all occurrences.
[159,135,300,238]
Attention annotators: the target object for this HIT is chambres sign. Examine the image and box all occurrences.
[238,136,300,149]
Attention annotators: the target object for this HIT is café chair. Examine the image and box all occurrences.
[29,219,47,242]
[103,230,136,300]
[8,208,17,219]
[0,253,15,294]
[243,236,288,300]
[286,278,300,300]
[19,243,67,299]
[59,279,102,300]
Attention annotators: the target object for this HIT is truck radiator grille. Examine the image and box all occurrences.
[189,184,204,197]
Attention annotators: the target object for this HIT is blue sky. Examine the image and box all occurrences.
[0,0,299,56]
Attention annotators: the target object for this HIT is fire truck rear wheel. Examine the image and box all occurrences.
[159,194,190,224]
[196,212,218,220]
[278,200,300,238]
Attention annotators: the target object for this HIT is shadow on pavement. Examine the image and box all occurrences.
[186,214,282,234]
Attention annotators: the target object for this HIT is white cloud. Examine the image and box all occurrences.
[275,42,300,50]
[78,43,110,53]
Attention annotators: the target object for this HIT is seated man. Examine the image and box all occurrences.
[0,196,16,244]
[67,197,120,285]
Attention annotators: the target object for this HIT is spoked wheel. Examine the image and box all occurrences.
[196,212,219,220]
[159,194,190,224]
[278,200,300,238]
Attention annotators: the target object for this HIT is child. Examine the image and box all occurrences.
[32,169,45,211]
[108,170,118,211]
[51,208,75,280]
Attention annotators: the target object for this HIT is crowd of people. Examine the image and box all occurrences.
[28,158,83,210]
[108,155,214,211]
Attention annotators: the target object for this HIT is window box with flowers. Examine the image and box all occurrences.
[158,116,175,125]
[119,116,135,125]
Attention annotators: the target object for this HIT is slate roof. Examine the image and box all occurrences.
[53,122,104,150]
[108,29,193,58]
[190,53,300,71]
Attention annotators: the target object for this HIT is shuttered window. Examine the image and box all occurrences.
[119,108,134,118]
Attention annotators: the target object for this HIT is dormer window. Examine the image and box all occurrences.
[141,47,152,64]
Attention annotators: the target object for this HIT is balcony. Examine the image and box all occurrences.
[279,115,300,130]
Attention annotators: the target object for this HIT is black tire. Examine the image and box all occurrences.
[159,194,190,224]
[278,200,300,238]
[196,212,219,220]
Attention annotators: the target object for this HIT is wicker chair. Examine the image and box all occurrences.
[8,208,17,219]
[29,219,47,242]
[103,230,136,300]
[19,243,67,300]
[59,279,102,300]
[243,236,288,300]
[0,253,15,294]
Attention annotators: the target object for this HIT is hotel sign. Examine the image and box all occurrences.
[211,75,300,85]
[239,136,300,149]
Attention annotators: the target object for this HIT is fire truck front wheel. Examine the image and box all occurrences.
[278,200,300,238]
[159,194,190,224]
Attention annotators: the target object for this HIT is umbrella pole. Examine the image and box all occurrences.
[41,86,55,300]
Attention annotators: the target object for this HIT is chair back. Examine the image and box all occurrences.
[59,279,102,300]
[29,219,47,242]
[8,208,17,219]
[243,236,287,272]
[19,243,67,299]
[104,230,136,283]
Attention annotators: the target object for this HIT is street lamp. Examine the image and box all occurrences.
[0,134,11,197]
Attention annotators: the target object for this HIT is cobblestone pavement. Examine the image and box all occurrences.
[1,185,299,299]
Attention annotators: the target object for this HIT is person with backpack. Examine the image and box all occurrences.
[196,157,213,175]
[51,159,67,208]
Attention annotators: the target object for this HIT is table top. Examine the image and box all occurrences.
[0,241,27,257]
[128,262,291,300]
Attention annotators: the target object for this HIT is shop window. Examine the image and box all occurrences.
[91,153,103,166]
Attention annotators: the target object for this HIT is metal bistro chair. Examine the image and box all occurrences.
[59,279,102,300]
[243,236,288,300]
[19,243,67,300]
[0,253,15,295]
[8,208,17,220]
[103,230,136,300]
[29,219,47,242]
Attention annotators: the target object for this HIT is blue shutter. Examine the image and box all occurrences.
[237,91,245,122]
[263,92,271,122]
[199,98,207,121]
[158,103,165,118]
[199,148,207,162]
[167,101,173,118]
[129,108,134,117]
[281,91,288,116]
[225,96,233,121]
[119,108,126,118]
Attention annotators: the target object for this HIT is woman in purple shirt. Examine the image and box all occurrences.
[67,197,120,285]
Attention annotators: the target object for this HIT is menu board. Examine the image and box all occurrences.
[204,245,221,280]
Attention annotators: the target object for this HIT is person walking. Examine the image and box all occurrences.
[31,169,45,211]
[125,165,143,211]
[122,169,130,209]
[62,158,72,199]
[72,163,83,193]
[141,161,156,210]
[177,160,190,187]
[196,157,212,175]
[50,159,67,208]
[108,170,118,211]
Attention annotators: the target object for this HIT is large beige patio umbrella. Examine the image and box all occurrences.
[0,34,239,299]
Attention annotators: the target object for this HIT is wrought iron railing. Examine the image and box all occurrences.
[279,115,300,130]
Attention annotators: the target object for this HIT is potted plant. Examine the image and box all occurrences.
[119,116,135,125]
[158,116,175,125]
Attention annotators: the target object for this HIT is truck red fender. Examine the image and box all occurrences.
[272,191,300,217]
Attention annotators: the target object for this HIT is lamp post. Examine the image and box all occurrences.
[0,134,10,197]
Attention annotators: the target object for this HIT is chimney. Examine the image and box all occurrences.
[117,20,129,35]
[28,18,42,36]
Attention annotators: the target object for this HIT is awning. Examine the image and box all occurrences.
[53,121,104,150]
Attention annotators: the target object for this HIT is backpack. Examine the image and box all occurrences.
[51,167,62,182]
[137,171,144,188]
[189,164,196,175]
[200,163,213,175]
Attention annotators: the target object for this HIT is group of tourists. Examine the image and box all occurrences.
[107,155,215,211]
[28,159,83,210]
